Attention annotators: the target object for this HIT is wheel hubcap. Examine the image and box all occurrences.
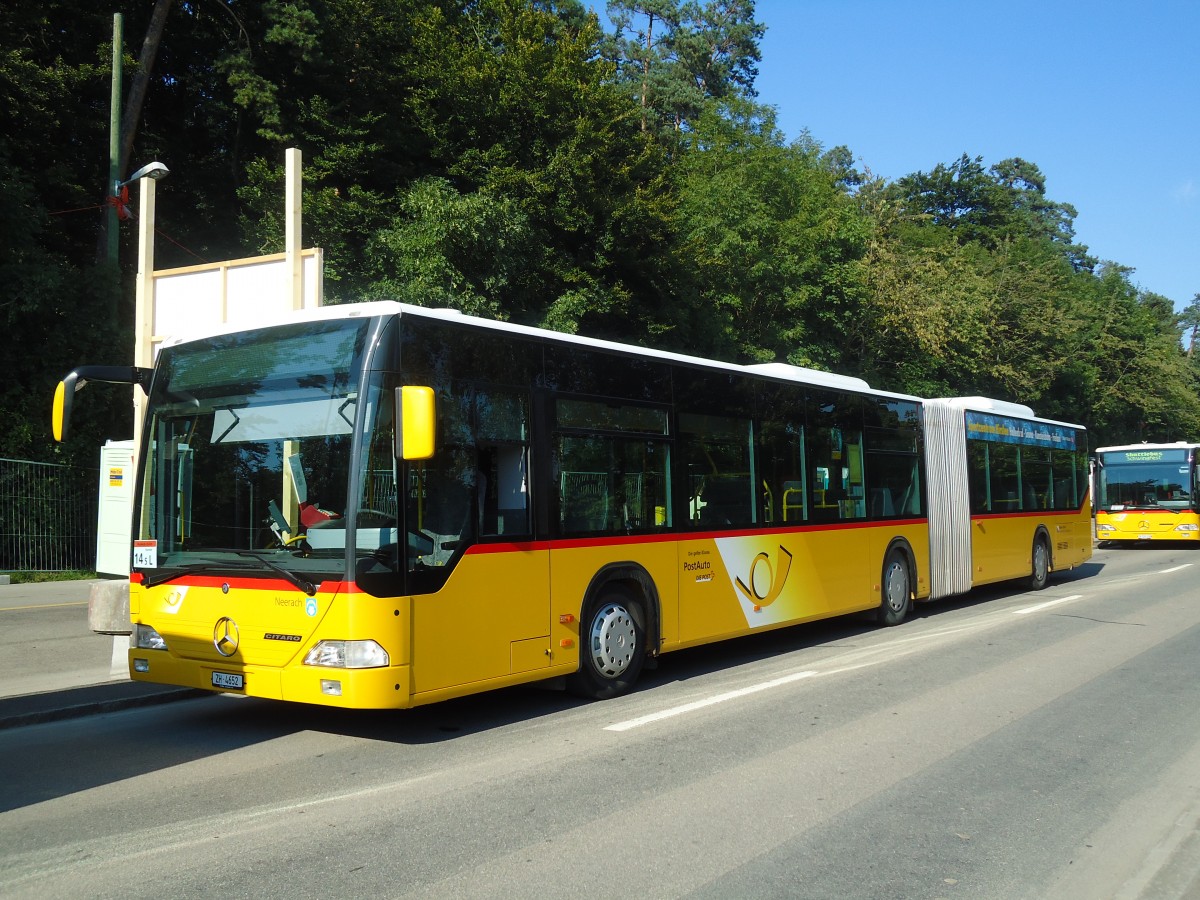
[884,562,907,613]
[1034,544,1047,580]
[589,603,636,678]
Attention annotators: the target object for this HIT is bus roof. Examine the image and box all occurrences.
[1095,442,1200,453]
[925,396,1084,430]
[157,299,404,350]
[399,305,912,397]
[161,300,923,403]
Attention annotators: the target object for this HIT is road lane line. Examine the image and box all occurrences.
[1160,564,1194,574]
[605,670,819,732]
[0,601,89,612]
[1013,594,1083,615]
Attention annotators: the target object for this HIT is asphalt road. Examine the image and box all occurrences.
[0,579,193,727]
[3,545,1200,898]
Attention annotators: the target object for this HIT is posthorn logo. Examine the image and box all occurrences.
[734,545,794,608]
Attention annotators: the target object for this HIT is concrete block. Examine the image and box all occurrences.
[110,634,131,678]
[89,579,131,635]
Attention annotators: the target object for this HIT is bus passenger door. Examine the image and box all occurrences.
[408,389,553,696]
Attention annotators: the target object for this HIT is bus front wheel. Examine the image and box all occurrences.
[1028,535,1050,590]
[878,550,911,626]
[567,588,646,700]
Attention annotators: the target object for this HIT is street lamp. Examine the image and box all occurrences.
[114,160,169,196]
[106,161,169,270]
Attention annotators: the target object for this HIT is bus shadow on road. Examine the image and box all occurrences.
[908,559,1107,619]
[224,559,1117,746]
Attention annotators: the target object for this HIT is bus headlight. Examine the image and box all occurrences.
[1174,524,1199,533]
[133,624,168,651]
[303,640,389,669]
[1095,523,1115,534]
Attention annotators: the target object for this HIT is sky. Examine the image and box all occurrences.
[633,0,1200,309]
[753,0,1195,307]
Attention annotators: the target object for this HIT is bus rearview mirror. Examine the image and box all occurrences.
[395,386,436,460]
[52,376,74,442]
[51,365,153,443]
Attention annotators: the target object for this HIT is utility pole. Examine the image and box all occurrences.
[105,13,123,283]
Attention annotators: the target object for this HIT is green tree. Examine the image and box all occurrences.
[233,0,683,343]
[361,177,530,319]
[853,184,995,395]
[889,154,1094,271]
[1058,265,1200,443]
[1179,293,1200,359]
[674,102,869,366]
[605,0,764,135]
[0,3,131,464]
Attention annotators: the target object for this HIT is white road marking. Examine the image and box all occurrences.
[1160,564,1194,574]
[1012,594,1083,615]
[605,670,818,732]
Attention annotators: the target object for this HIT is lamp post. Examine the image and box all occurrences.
[114,161,169,198]
[121,162,169,462]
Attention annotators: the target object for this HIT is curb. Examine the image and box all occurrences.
[0,682,204,730]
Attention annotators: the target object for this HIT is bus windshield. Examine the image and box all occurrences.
[1097,449,1195,511]
[137,316,384,581]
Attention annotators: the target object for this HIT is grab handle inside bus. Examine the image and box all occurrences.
[52,365,153,442]
[395,385,436,460]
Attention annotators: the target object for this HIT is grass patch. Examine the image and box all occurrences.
[4,571,97,584]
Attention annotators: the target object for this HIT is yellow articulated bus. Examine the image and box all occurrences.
[1094,443,1200,544]
[924,398,1092,596]
[52,303,1092,709]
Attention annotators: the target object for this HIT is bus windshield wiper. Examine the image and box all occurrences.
[141,560,257,589]
[235,551,317,596]
[140,554,317,595]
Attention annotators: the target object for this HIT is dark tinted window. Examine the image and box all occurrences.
[542,345,671,403]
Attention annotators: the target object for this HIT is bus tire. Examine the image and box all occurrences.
[877,549,911,626]
[567,587,646,700]
[1028,534,1050,590]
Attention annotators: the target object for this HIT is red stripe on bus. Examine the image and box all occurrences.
[466,518,930,554]
[971,506,1088,522]
[132,574,341,593]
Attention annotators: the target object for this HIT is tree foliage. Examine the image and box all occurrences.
[605,0,764,135]
[3,0,1197,468]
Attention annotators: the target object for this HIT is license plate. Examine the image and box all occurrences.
[1138,535,1153,541]
[211,671,245,690]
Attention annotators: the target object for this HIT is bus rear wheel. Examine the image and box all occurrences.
[877,550,911,626]
[567,588,646,700]
[1027,535,1050,590]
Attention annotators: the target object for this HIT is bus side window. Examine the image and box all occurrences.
[679,411,755,528]
[476,389,531,537]
[989,443,1020,511]
[557,436,669,535]
[863,398,921,520]
[807,392,864,521]
[756,386,807,525]
[1022,448,1052,511]
[968,441,990,512]
[479,444,529,536]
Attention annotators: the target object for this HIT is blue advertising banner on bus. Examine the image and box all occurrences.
[964,412,1077,450]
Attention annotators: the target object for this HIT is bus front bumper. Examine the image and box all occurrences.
[129,651,414,709]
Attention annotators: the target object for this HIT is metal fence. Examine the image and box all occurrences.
[0,457,98,572]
